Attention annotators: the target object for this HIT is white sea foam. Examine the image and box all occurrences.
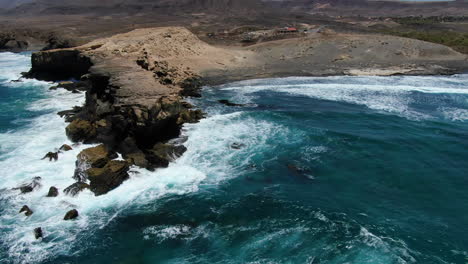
[143,225,191,241]
[0,52,33,82]
[216,75,468,121]
[439,107,468,121]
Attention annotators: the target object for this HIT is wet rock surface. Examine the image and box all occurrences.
[87,160,130,196]
[50,81,89,93]
[218,99,246,107]
[42,152,59,161]
[14,177,42,194]
[23,49,92,81]
[77,144,117,169]
[46,187,59,197]
[65,119,97,143]
[145,143,187,169]
[34,227,43,239]
[59,144,73,152]
[64,182,90,197]
[64,209,79,220]
[19,205,33,216]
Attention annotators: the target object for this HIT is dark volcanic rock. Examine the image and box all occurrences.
[218,99,245,107]
[19,205,33,216]
[58,106,82,122]
[46,186,59,197]
[179,77,203,97]
[64,209,79,220]
[14,177,42,194]
[50,81,89,93]
[177,109,204,124]
[42,151,58,161]
[77,144,117,168]
[145,143,187,169]
[125,152,149,168]
[34,227,43,239]
[24,50,92,81]
[42,35,71,51]
[231,143,246,149]
[63,182,90,196]
[65,119,97,143]
[74,144,117,182]
[86,160,130,196]
[59,144,73,152]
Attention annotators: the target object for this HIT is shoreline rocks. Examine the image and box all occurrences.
[23,49,92,81]
[87,160,130,196]
[34,227,43,239]
[46,187,59,197]
[19,205,33,216]
[64,209,79,220]
[42,152,59,161]
[66,119,97,143]
[64,182,90,197]
[59,144,73,152]
[22,29,210,197]
[14,177,42,194]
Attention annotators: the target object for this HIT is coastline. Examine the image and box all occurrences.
[1,48,468,264]
[17,26,468,197]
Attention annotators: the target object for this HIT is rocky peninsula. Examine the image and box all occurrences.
[24,26,467,196]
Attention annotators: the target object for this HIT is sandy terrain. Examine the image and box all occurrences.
[32,27,467,108]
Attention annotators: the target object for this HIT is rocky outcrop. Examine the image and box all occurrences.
[34,227,43,239]
[179,77,204,97]
[58,106,83,123]
[145,143,187,169]
[59,144,73,152]
[76,144,117,169]
[86,160,130,196]
[64,209,79,220]
[24,49,92,81]
[64,182,90,196]
[19,205,33,216]
[42,152,59,161]
[50,81,89,93]
[23,28,215,197]
[14,177,42,194]
[73,144,117,182]
[218,100,246,107]
[46,187,59,197]
[65,119,97,143]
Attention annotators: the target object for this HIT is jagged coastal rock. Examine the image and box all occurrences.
[86,160,130,196]
[24,28,216,196]
[14,177,42,194]
[46,187,59,197]
[64,182,90,197]
[33,227,43,239]
[19,205,33,216]
[64,209,79,220]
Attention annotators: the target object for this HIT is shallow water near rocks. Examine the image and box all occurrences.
[0,52,467,264]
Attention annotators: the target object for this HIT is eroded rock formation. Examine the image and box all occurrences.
[25,28,214,196]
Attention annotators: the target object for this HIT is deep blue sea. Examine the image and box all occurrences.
[0,52,467,264]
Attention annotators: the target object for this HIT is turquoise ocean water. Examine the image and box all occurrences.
[0,52,467,264]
